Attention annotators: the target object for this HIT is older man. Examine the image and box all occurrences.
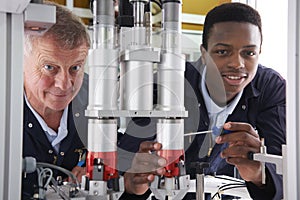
[22,1,89,198]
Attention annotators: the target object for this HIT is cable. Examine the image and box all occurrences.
[35,162,80,199]
[38,168,53,189]
[213,175,245,184]
[35,163,81,200]
[211,183,246,200]
[36,167,53,199]
[36,162,80,187]
[218,183,245,191]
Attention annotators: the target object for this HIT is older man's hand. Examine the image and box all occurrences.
[70,166,86,183]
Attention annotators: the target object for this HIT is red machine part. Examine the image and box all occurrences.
[158,149,184,178]
[86,151,118,181]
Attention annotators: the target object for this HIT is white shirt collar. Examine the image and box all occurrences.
[24,94,68,151]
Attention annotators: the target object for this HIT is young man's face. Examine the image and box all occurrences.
[201,22,261,104]
[23,36,89,115]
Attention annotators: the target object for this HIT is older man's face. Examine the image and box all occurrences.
[24,37,88,115]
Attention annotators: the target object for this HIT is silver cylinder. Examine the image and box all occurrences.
[162,1,182,31]
[130,0,149,27]
[144,12,152,46]
[157,0,185,111]
[161,1,182,54]
[92,0,114,25]
[91,0,115,49]
[157,53,185,111]
[87,119,117,152]
[196,174,205,200]
[120,60,153,110]
[133,1,145,27]
[161,30,182,54]
[93,25,115,49]
[88,48,119,110]
[157,119,184,150]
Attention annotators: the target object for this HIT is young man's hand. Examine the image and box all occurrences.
[124,141,166,195]
[215,122,263,186]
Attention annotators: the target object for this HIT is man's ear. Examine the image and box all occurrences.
[259,45,262,54]
[200,45,206,64]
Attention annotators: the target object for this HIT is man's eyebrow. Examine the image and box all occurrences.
[213,43,258,48]
[73,59,86,64]
[213,43,230,47]
[242,44,259,48]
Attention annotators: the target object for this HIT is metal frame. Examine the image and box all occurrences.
[286,0,300,199]
[0,11,25,200]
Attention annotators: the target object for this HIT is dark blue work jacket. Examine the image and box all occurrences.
[118,60,286,200]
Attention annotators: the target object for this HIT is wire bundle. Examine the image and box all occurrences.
[210,175,246,200]
[34,162,80,200]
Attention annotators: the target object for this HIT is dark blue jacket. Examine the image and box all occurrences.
[22,75,88,199]
[118,60,286,200]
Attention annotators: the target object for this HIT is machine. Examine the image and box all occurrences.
[1,0,300,199]
[84,0,189,199]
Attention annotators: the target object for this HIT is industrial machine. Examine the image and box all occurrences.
[1,0,300,200]
[84,0,189,199]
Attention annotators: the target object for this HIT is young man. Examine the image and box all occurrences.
[119,3,286,200]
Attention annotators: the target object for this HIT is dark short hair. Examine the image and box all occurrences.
[202,2,262,50]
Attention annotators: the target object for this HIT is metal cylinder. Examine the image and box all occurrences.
[86,119,118,181]
[157,0,185,111]
[157,119,184,150]
[133,1,145,26]
[88,0,118,111]
[162,0,182,31]
[91,0,115,49]
[91,0,114,25]
[144,12,152,46]
[92,25,115,49]
[87,119,117,152]
[157,119,184,177]
[88,48,119,110]
[157,53,185,111]
[196,174,205,200]
[161,30,182,54]
[120,60,153,110]
[161,0,182,54]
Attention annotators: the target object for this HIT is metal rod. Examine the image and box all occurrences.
[184,130,213,137]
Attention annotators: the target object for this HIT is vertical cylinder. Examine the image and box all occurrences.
[88,0,119,111]
[157,0,185,111]
[120,60,153,110]
[196,174,205,200]
[157,53,185,111]
[119,0,154,111]
[88,48,119,110]
[87,119,117,153]
[157,119,184,177]
[91,0,115,49]
[86,119,118,180]
[133,1,145,26]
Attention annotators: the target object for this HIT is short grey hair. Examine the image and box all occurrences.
[24,1,90,56]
